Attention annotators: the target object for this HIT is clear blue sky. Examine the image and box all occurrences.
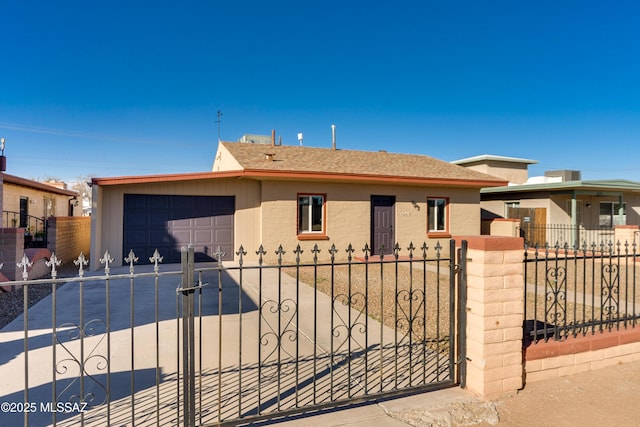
[1,1,639,182]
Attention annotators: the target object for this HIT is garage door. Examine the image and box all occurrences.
[123,194,234,263]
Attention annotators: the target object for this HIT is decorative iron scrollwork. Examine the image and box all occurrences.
[602,263,619,320]
[545,266,566,324]
[55,319,108,407]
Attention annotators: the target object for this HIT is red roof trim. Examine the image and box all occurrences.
[2,173,78,196]
[92,169,507,188]
[241,169,507,188]
[91,171,244,186]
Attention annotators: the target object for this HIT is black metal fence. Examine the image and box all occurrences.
[524,241,640,344]
[518,223,615,248]
[2,210,48,248]
[0,240,466,426]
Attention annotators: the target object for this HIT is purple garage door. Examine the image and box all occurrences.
[123,194,234,263]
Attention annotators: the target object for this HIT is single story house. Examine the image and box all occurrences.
[453,155,640,247]
[1,173,80,235]
[90,141,507,269]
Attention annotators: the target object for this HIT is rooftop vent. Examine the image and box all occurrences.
[544,170,581,182]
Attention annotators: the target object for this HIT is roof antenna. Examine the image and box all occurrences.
[297,132,304,146]
[215,110,223,142]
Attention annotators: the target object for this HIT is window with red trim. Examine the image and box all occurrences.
[298,194,325,234]
[427,197,448,233]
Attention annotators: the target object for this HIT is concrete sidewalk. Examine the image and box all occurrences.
[265,358,640,426]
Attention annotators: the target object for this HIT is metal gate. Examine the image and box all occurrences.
[178,239,467,426]
[2,240,466,426]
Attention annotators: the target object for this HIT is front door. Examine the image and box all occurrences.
[371,195,395,255]
[19,197,28,228]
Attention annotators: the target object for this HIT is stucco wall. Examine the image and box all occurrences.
[462,161,529,185]
[90,178,261,269]
[259,181,480,262]
[92,176,485,267]
[3,182,77,220]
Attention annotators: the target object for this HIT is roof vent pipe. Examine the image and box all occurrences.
[271,129,275,146]
[331,124,336,150]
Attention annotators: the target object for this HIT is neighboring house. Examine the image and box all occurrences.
[2,173,80,241]
[90,141,506,269]
[453,154,640,247]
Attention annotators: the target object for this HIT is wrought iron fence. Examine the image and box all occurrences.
[524,241,640,344]
[2,210,48,248]
[0,240,466,426]
[518,223,615,248]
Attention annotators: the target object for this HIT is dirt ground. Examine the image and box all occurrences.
[473,359,640,427]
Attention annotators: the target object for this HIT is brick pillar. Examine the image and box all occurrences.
[456,235,525,399]
[0,228,25,281]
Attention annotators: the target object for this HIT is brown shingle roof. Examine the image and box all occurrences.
[222,142,506,186]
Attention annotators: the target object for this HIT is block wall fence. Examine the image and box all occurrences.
[47,216,91,265]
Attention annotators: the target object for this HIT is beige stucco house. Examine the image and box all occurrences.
[1,173,80,237]
[453,154,640,247]
[90,141,506,269]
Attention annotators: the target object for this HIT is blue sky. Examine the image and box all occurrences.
[1,1,639,182]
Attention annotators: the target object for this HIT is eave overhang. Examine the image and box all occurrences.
[93,169,507,189]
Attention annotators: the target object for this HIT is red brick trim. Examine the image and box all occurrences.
[525,327,640,360]
[296,234,329,241]
[454,235,524,251]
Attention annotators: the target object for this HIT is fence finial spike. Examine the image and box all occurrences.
[346,243,354,262]
[329,243,338,262]
[294,244,303,264]
[362,243,370,260]
[74,252,89,277]
[311,244,320,263]
[100,250,115,275]
[149,249,163,273]
[275,245,285,265]
[45,253,62,279]
[125,249,139,274]
[18,253,33,280]
[213,245,226,266]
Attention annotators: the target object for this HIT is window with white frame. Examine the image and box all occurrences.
[599,201,626,228]
[298,194,325,233]
[427,197,448,233]
[505,201,520,218]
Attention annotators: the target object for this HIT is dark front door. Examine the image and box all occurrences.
[19,197,28,228]
[371,195,395,255]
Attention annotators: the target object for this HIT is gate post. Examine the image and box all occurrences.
[179,246,196,427]
[455,236,524,399]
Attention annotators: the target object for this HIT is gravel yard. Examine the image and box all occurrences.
[0,263,78,330]
[294,261,453,351]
